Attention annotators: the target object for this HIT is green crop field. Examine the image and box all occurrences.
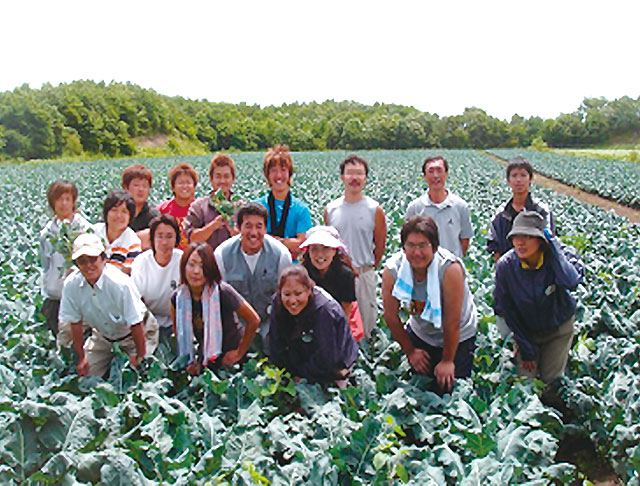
[488,148,640,209]
[0,150,638,484]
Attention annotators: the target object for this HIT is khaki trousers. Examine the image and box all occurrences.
[355,266,378,338]
[84,312,159,378]
[516,316,574,383]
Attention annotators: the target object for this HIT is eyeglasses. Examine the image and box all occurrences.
[76,255,100,266]
[404,242,431,251]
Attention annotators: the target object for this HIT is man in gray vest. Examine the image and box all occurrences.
[325,154,387,339]
[406,155,473,258]
[214,202,292,337]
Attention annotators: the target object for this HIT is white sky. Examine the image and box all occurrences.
[2,0,639,121]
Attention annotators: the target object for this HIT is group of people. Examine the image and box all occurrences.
[39,146,584,395]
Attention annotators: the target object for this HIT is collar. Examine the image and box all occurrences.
[521,252,544,270]
[422,190,451,208]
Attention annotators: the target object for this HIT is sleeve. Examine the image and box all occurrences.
[493,259,537,361]
[278,249,293,275]
[548,238,583,290]
[214,246,226,280]
[121,280,147,326]
[220,282,244,313]
[130,257,145,294]
[59,280,82,323]
[459,202,474,239]
[295,204,313,235]
[184,199,204,238]
[337,266,356,303]
[486,213,501,254]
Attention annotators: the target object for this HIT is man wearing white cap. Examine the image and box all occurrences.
[59,233,158,377]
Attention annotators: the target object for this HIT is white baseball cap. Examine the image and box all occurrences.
[72,233,105,261]
[300,226,348,254]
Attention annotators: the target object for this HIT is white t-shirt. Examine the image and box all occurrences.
[131,249,182,328]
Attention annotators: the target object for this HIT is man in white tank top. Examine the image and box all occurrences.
[324,155,387,338]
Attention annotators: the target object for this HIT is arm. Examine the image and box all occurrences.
[547,234,583,289]
[222,300,260,365]
[434,262,464,392]
[340,301,352,318]
[494,261,537,361]
[460,238,470,256]
[278,233,306,260]
[381,267,430,373]
[128,322,146,367]
[190,217,227,243]
[373,206,387,268]
[137,229,151,251]
[171,304,176,336]
[71,321,89,376]
[323,208,329,226]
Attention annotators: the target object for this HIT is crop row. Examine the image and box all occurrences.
[0,150,638,484]
[488,148,640,208]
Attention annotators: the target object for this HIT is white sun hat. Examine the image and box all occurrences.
[72,233,105,261]
[299,225,349,254]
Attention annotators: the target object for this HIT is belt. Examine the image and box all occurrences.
[354,265,375,276]
[104,332,132,343]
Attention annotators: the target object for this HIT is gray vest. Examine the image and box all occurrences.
[221,236,281,322]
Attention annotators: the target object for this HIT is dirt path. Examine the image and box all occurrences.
[483,151,640,223]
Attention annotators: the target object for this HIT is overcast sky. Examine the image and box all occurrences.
[2,0,638,121]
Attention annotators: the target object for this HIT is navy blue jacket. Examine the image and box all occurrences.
[269,287,358,383]
[493,237,583,361]
[487,194,554,257]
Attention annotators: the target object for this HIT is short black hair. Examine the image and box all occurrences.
[340,154,369,177]
[102,190,135,224]
[400,215,439,251]
[149,214,181,253]
[237,202,268,227]
[506,156,534,179]
[422,155,448,175]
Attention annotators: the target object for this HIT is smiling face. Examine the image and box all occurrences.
[280,276,312,316]
[403,232,434,272]
[76,254,105,286]
[106,202,131,236]
[210,165,234,197]
[267,163,291,194]
[172,173,196,203]
[308,244,337,274]
[53,192,75,220]
[240,214,267,255]
[185,250,206,290]
[127,177,151,207]
[153,222,177,260]
[512,234,542,264]
[507,167,532,197]
[340,162,367,195]
[423,158,448,192]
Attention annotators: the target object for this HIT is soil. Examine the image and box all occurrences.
[483,151,640,223]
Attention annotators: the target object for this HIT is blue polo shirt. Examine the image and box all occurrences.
[255,192,313,238]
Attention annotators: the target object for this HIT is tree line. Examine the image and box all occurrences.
[0,80,638,160]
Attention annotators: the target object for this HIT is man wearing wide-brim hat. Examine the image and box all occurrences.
[59,233,158,377]
[493,211,584,388]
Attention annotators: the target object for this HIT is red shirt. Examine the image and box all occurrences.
[157,198,193,249]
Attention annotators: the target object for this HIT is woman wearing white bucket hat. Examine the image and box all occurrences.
[299,226,364,342]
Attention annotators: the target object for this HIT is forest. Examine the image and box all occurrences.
[0,80,639,160]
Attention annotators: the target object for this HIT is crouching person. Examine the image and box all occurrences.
[382,216,477,393]
[269,265,358,386]
[494,211,583,386]
[59,234,158,377]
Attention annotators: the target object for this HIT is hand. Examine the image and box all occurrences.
[209,215,225,232]
[221,348,243,366]
[129,354,144,368]
[76,356,90,376]
[521,360,537,372]
[407,348,431,374]
[186,362,201,376]
[434,360,455,392]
